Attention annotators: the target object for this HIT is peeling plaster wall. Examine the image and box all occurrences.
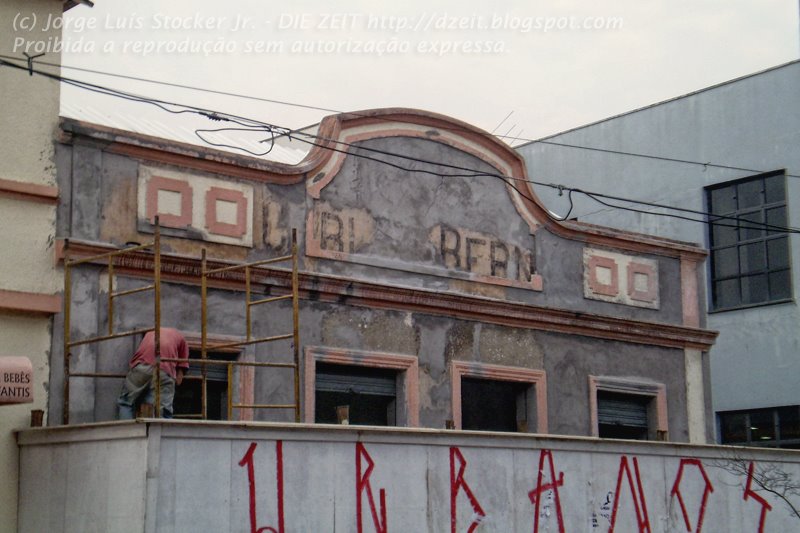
[53,125,704,441]
[55,271,693,439]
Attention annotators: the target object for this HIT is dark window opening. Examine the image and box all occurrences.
[707,171,792,310]
[597,391,651,440]
[314,363,398,426]
[719,405,800,448]
[174,350,238,420]
[461,377,530,432]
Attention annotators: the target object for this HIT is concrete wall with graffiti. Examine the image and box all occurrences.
[17,422,800,532]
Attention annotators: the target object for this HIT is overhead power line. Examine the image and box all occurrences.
[2,56,798,236]
[3,53,798,181]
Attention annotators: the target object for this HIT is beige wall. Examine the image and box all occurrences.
[0,0,64,530]
[0,0,61,186]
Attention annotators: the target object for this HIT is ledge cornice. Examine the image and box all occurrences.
[57,239,718,351]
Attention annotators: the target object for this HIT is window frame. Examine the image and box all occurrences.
[706,170,793,312]
[304,346,419,427]
[178,333,251,421]
[589,376,668,440]
[450,360,548,433]
[718,405,800,448]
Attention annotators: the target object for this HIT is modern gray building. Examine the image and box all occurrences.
[517,60,800,448]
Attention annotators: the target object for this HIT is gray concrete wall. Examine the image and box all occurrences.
[517,61,800,415]
[17,422,800,532]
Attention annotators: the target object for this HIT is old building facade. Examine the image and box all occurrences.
[53,108,716,443]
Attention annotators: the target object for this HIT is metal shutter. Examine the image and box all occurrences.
[316,371,396,396]
[598,395,648,428]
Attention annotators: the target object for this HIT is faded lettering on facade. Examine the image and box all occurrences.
[430,224,540,288]
[307,202,376,257]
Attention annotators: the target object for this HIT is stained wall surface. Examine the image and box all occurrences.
[17,422,800,533]
[0,1,66,529]
[51,112,714,445]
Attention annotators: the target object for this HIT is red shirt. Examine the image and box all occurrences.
[129,328,190,379]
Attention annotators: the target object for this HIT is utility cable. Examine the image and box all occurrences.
[3,53,798,180]
[2,57,798,235]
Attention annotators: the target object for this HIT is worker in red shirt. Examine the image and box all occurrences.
[117,327,190,419]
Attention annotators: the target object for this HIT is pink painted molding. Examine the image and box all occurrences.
[62,114,708,260]
[205,187,247,238]
[0,178,58,204]
[304,346,419,427]
[57,239,719,351]
[587,255,619,297]
[627,261,658,303]
[450,360,548,433]
[0,289,61,315]
[145,176,193,228]
[588,375,668,439]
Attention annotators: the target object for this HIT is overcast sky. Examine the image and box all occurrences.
[56,0,800,150]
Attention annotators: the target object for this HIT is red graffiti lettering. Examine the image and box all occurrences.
[356,443,387,533]
[528,449,565,533]
[450,446,486,533]
[237,441,285,533]
[743,461,772,533]
[609,456,651,533]
[670,458,714,532]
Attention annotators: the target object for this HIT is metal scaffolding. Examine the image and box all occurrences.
[62,220,162,425]
[62,221,301,424]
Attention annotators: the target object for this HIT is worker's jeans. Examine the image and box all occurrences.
[117,363,175,419]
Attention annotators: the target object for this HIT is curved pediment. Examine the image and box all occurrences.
[303,108,544,234]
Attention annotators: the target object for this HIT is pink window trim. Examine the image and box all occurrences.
[450,360,548,433]
[587,255,619,297]
[627,261,658,302]
[588,375,668,439]
[145,176,193,228]
[205,187,248,238]
[304,346,419,427]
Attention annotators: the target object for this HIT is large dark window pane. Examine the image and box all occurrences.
[764,174,786,204]
[720,412,748,443]
[710,185,736,215]
[315,363,397,426]
[713,247,738,278]
[767,237,789,269]
[766,206,787,235]
[741,274,769,304]
[778,406,800,440]
[738,210,764,240]
[737,179,763,209]
[707,172,790,310]
[461,378,527,432]
[712,221,738,246]
[749,409,776,443]
[739,243,766,274]
[714,279,740,308]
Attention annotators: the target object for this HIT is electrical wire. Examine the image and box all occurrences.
[2,56,798,235]
[3,53,799,180]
